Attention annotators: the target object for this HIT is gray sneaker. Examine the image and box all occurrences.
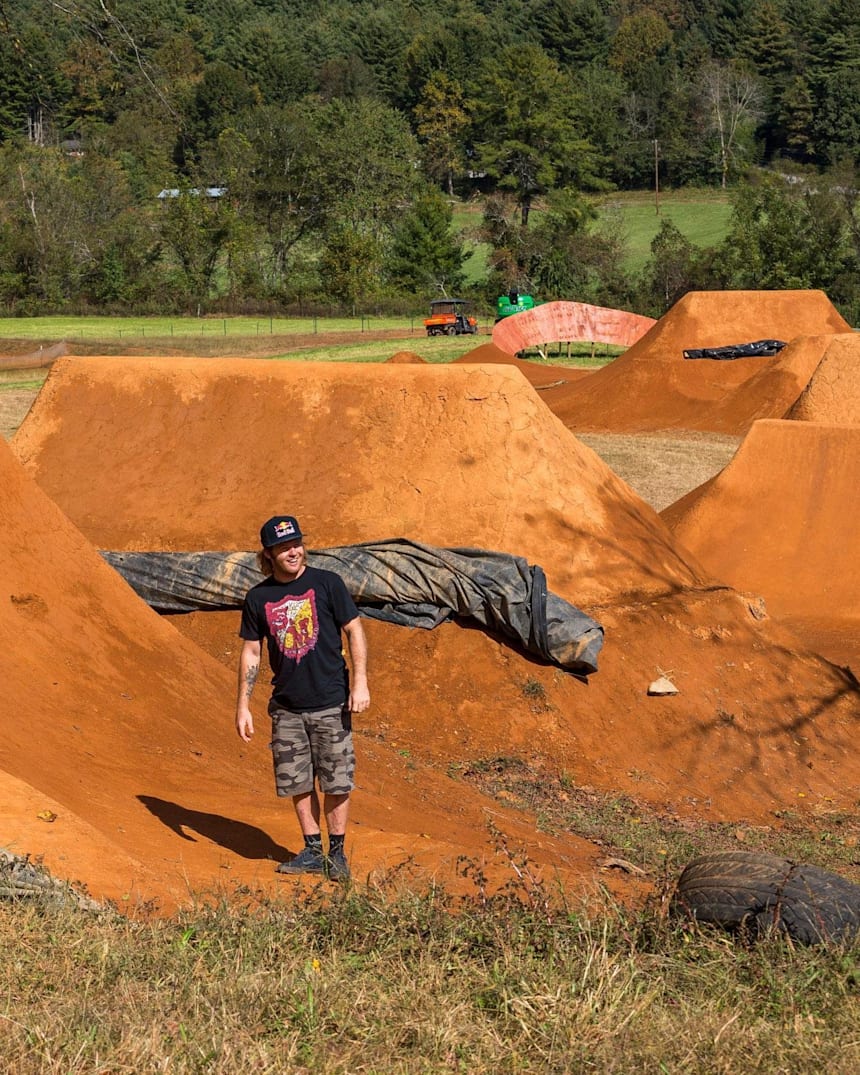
[326,846,351,881]
[276,845,326,875]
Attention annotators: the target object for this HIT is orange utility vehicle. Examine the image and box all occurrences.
[423,299,478,336]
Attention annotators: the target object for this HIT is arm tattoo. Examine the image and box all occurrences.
[243,662,259,700]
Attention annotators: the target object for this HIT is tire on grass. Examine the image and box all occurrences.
[671,851,792,931]
[671,851,860,945]
[778,864,860,945]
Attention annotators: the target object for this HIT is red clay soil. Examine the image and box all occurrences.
[539,291,851,435]
[492,301,656,355]
[2,435,645,913]
[454,341,592,389]
[13,358,707,606]
[786,334,860,423]
[662,420,860,669]
[385,350,427,363]
[8,356,859,861]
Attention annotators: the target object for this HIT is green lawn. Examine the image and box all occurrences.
[451,189,733,283]
[592,188,732,274]
[451,201,490,287]
[0,313,417,341]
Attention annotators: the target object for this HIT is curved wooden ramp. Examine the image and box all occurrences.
[492,300,655,354]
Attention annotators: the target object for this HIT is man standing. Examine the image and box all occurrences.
[235,515,369,880]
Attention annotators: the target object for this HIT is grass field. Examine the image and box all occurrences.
[0,313,420,342]
[600,188,733,274]
[452,188,732,283]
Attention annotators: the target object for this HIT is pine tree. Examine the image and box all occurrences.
[385,188,466,296]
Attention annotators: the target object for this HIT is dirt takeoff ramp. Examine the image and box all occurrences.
[11,355,860,829]
[12,356,708,608]
[663,421,860,667]
[2,435,636,910]
[453,341,592,390]
[786,334,860,424]
[540,291,851,435]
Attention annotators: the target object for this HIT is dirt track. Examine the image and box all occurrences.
[2,300,858,911]
[539,290,851,434]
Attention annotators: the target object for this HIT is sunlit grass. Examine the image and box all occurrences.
[3,850,859,1075]
[0,313,418,341]
[594,188,732,274]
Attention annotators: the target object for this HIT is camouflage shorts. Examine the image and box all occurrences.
[268,704,355,797]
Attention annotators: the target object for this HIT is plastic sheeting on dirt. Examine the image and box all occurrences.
[100,540,604,676]
[683,339,787,361]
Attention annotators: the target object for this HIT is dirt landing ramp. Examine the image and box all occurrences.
[540,291,850,434]
[1,437,626,910]
[11,356,860,826]
[385,350,426,363]
[454,341,592,389]
[662,421,860,667]
[786,334,860,424]
[12,357,707,608]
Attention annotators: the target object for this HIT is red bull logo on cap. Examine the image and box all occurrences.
[260,515,304,548]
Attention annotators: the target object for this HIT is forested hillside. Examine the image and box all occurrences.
[1,0,858,319]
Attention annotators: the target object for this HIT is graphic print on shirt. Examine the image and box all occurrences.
[266,589,318,662]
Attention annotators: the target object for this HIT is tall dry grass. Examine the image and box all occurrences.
[3,852,858,1075]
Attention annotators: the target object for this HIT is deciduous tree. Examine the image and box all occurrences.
[700,61,763,187]
[414,72,470,196]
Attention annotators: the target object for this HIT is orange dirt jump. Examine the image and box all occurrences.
[453,340,592,390]
[537,290,851,435]
[662,420,860,669]
[786,333,860,423]
[5,354,859,912]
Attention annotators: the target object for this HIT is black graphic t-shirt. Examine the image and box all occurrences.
[239,566,360,711]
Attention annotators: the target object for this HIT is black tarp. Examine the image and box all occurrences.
[100,540,604,676]
[683,339,786,360]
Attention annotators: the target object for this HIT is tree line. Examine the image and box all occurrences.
[0,0,858,320]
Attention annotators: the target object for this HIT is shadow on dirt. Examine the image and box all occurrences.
[138,795,292,861]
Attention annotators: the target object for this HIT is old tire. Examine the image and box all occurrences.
[672,851,860,944]
[778,864,860,945]
[672,851,791,931]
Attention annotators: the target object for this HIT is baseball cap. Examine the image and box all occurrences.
[259,515,304,548]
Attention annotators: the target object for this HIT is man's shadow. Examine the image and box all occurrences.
[138,795,292,862]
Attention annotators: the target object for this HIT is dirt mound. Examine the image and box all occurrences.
[662,420,860,666]
[492,301,655,355]
[540,291,850,434]
[13,357,706,607]
[1,435,629,910]
[786,334,860,423]
[385,350,426,363]
[454,341,592,388]
[10,355,860,835]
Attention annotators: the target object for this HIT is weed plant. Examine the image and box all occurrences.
[456,755,860,881]
[3,845,858,1074]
